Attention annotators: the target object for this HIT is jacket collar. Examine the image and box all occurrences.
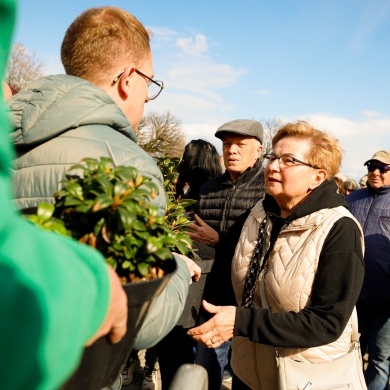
[263,179,347,223]
[221,158,263,185]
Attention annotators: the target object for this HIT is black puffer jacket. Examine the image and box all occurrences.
[195,160,265,238]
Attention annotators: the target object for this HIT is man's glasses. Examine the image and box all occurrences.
[366,162,390,174]
[263,153,320,169]
[112,69,164,100]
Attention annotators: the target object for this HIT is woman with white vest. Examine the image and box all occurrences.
[188,121,366,389]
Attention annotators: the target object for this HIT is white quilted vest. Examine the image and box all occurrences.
[230,200,364,390]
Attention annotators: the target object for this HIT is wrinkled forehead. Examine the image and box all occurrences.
[272,136,312,156]
[222,132,260,144]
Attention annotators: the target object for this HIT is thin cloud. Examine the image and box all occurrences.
[176,34,209,56]
[362,110,382,118]
[147,26,179,45]
[146,91,236,123]
[167,61,247,94]
[285,112,390,180]
[150,29,247,95]
[254,89,271,96]
[351,1,390,52]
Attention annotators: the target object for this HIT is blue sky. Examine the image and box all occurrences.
[12,0,390,181]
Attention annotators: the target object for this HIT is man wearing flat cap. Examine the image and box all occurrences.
[189,119,266,389]
[189,119,265,248]
[346,150,390,389]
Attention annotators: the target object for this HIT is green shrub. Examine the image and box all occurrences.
[28,156,195,282]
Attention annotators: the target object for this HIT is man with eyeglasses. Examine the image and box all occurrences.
[10,6,165,213]
[346,150,390,389]
[7,6,199,389]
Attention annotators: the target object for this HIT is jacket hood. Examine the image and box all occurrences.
[264,179,348,222]
[9,74,137,148]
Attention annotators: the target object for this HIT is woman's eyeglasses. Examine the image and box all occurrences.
[366,162,390,174]
[263,153,320,169]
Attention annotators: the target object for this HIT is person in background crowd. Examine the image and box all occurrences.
[359,174,368,188]
[343,178,358,196]
[7,5,201,390]
[176,139,223,204]
[346,150,390,390]
[141,139,224,390]
[121,348,158,389]
[0,2,128,389]
[188,121,365,390]
[333,172,348,193]
[189,119,266,258]
[190,119,266,389]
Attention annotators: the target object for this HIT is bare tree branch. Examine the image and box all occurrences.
[138,111,186,158]
[6,42,44,94]
[261,118,284,155]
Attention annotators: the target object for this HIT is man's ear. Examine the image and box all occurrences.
[257,144,263,159]
[118,68,133,99]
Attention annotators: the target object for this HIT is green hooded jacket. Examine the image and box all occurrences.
[0,2,112,389]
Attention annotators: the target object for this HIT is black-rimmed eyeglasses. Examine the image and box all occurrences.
[366,162,390,174]
[263,153,320,169]
[112,69,164,100]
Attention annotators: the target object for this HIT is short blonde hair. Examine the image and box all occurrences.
[272,120,343,179]
[61,7,151,85]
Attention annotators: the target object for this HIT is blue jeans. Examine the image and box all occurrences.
[195,339,231,390]
[357,302,390,390]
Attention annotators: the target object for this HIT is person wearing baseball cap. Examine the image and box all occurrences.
[363,150,390,189]
[359,174,368,188]
[343,178,358,196]
[346,150,390,389]
[188,119,266,389]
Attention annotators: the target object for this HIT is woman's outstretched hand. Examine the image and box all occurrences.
[187,300,236,348]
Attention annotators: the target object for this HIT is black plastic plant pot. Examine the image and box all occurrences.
[176,259,214,329]
[61,259,177,390]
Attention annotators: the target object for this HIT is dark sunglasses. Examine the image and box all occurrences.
[366,162,390,174]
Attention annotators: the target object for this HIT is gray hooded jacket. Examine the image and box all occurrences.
[8,74,189,349]
[9,74,165,213]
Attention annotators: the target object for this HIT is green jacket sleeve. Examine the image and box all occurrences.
[0,2,111,389]
[0,221,111,390]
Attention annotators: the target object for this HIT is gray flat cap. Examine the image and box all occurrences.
[215,119,263,144]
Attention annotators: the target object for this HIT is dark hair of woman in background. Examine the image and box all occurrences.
[176,139,223,202]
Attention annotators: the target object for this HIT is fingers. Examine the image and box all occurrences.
[187,316,214,337]
[106,267,128,344]
[192,263,201,282]
[202,299,219,313]
[108,321,127,344]
[187,304,236,347]
[189,223,219,246]
[86,266,128,346]
[188,214,204,231]
[188,223,197,232]
[174,253,202,283]
[189,326,222,348]
[193,214,205,225]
